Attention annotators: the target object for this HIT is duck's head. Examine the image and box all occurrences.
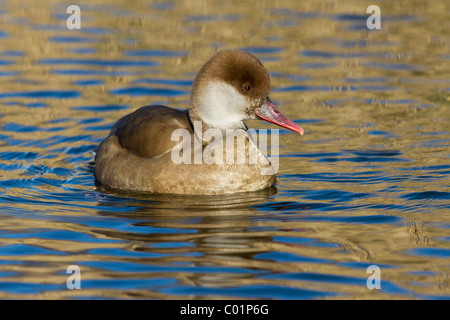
[189,49,303,135]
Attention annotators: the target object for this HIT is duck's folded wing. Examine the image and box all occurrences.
[111,105,193,158]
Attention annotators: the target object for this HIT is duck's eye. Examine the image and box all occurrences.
[243,84,252,92]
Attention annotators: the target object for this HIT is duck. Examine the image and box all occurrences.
[95,49,303,195]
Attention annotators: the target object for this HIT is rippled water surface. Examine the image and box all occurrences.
[0,0,449,299]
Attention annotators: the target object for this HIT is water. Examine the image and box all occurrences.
[0,0,449,299]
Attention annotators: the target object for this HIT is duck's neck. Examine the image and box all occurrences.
[188,109,246,148]
[189,81,248,134]
[188,108,246,132]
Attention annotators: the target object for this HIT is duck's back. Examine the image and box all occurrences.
[111,105,193,159]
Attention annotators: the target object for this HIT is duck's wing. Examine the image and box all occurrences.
[111,105,193,159]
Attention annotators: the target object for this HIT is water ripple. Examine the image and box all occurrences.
[110,86,188,97]
[0,0,448,301]
[72,105,130,112]
[0,90,80,99]
[39,58,159,67]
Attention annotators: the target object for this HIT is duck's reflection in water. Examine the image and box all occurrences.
[92,187,278,289]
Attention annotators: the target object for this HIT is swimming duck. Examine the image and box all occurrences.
[95,49,303,194]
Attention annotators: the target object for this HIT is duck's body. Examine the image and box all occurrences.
[95,105,276,194]
[95,49,303,195]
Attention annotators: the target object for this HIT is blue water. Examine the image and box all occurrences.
[0,1,449,299]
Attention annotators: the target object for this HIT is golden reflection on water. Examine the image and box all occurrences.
[0,0,448,299]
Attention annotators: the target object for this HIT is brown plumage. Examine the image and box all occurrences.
[95,49,302,195]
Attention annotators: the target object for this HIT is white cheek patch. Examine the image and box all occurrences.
[197,81,248,130]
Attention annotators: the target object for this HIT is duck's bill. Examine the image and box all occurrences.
[256,99,304,135]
